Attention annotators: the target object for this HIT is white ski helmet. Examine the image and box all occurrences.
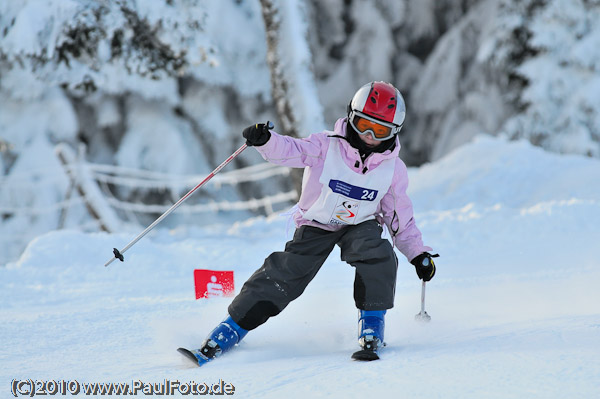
[348,81,405,140]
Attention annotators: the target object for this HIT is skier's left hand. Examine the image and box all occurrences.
[411,252,438,281]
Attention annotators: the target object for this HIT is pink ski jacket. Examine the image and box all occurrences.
[255,117,432,262]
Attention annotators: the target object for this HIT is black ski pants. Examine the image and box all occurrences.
[228,219,398,330]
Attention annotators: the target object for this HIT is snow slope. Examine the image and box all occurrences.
[1,136,599,398]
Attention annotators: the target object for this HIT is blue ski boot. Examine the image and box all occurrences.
[178,315,248,366]
[351,310,385,361]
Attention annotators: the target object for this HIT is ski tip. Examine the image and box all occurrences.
[351,349,380,361]
[177,347,202,367]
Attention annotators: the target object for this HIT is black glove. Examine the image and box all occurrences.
[243,122,272,146]
[411,252,439,282]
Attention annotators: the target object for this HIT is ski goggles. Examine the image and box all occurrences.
[348,111,401,141]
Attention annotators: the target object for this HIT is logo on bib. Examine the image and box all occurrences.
[329,198,360,225]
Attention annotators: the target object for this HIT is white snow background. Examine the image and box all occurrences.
[1,135,599,398]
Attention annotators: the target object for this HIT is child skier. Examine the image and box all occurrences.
[179,81,437,365]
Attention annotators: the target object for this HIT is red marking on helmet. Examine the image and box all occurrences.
[362,82,397,123]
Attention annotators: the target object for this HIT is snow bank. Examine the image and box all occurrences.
[409,135,600,211]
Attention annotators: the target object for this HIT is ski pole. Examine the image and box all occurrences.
[104,121,273,267]
[415,280,431,322]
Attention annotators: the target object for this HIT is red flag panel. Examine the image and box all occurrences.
[194,269,235,299]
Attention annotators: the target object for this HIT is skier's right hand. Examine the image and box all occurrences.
[411,252,438,281]
[243,123,271,146]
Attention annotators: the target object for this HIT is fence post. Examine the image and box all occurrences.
[55,144,121,233]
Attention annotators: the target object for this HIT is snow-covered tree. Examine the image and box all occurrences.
[305,0,600,162]
[305,0,484,164]
[407,0,511,161]
[260,0,324,138]
[401,0,600,160]
[259,0,324,194]
[0,0,280,264]
[2,0,600,266]
[500,0,600,157]
[307,0,404,127]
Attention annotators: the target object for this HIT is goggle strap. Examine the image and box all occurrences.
[350,110,397,129]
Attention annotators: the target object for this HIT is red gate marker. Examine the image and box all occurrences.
[194,269,235,299]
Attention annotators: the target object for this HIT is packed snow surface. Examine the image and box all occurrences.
[2,136,599,398]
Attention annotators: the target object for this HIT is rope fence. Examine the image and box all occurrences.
[1,144,297,230]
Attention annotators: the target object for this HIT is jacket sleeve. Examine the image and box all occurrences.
[254,131,327,168]
[378,159,432,262]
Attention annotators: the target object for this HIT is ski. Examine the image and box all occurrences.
[351,348,380,361]
[351,337,384,361]
[177,347,210,367]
